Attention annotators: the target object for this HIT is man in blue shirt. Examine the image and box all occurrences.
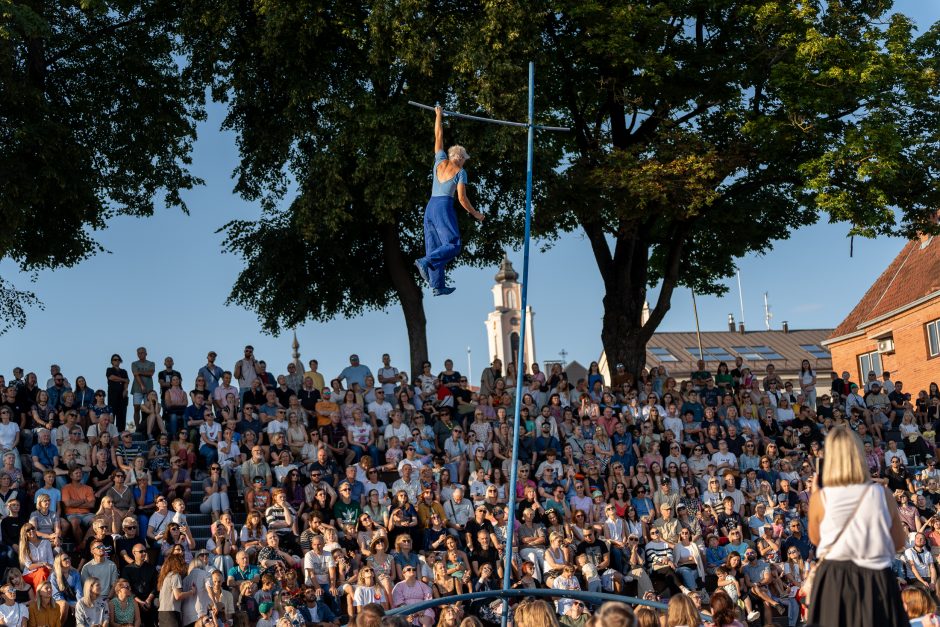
[181,392,209,438]
[30,429,59,484]
[226,550,261,589]
[533,424,560,464]
[46,374,69,409]
[197,352,224,395]
[337,355,372,390]
[337,466,365,503]
[610,441,635,471]
[781,519,814,560]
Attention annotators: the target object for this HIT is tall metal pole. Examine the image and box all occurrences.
[691,288,704,362]
[500,61,535,627]
[467,346,473,389]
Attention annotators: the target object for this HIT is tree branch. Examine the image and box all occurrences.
[644,222,691,335]
[45,14,150,68]
[624,101,670,148]
[580,217,613,283]
[664,101,715,129]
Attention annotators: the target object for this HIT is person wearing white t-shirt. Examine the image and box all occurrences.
[663,414,683,441]
[0,584,28,627]
[199,413,223,466]
[710,441,737,472]
[905,532,936,591]
[303,535,336,589]
[0,410,20,456]
[217,428,242,478]
[383,411,409,444]
[265,413,288,437]
[367,391,393,428]
[884,441,908,468]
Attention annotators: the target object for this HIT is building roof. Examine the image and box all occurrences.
[644,328,834,372]
[828,235,940,343]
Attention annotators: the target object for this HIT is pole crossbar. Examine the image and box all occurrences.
[407,100,569,132]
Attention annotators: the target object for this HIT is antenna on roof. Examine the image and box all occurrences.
[763,292,773,330]
[736,269,746,328]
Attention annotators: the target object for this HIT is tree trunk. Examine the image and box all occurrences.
[601,289,652,379]
[380,223,428,381]
[594,222,686,383]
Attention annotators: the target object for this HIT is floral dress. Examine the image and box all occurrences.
[150,443,171,473]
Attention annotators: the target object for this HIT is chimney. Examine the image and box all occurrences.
[738,322,745,334]
[782,321,789,334]
[728,313,735,332]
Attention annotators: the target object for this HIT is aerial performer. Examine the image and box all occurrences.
[414,105,485,296]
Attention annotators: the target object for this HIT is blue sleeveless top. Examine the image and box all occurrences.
[431,150,467,198]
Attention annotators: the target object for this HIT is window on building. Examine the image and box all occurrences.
[686,347,736,361]
[799,344,831,359]
[647,347,679,362]
[927,319,940,357]
[858,351,883,381]
[731,345,784,360]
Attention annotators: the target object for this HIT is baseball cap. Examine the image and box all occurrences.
[259,602,273,614]
[591,490,603,497]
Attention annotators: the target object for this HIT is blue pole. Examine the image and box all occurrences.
[500,61,536,627]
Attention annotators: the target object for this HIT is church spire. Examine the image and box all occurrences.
[494,252,519,283]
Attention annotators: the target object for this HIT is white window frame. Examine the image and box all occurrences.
[927,319,940,358]
[858,351,883,381]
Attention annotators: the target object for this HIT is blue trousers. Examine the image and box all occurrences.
[421,195,462,289]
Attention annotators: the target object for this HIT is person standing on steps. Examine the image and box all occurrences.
[414,105,484,297]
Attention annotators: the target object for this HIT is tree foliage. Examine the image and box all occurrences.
[455,0,940,374]
[0,0,203,330]
[184,0,562,374]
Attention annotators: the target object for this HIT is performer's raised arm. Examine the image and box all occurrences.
[434,106,444,153]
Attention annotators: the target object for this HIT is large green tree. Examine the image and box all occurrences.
[0,0,203,332]
[457,0,940,375]
[186,0,559,376]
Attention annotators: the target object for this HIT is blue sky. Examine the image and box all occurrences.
[1,0,937,388]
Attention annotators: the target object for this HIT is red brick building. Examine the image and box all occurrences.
[824,235,940,394]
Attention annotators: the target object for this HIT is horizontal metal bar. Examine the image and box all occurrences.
[408,100,569,132]
[384,587,674,618]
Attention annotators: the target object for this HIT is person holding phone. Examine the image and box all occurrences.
[807,425,908,627]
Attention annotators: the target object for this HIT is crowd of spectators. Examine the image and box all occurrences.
[0,347,938,627]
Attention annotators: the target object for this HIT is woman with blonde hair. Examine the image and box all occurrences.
[807,424,907,627]
[27,578,61,627]
[94,494,122,534]
[18,524,53,590]
[0,581,29,627]
[49,553,81,622]
[666,593,701,627]
[74,577,109,627]
[343,566,389,619]
[514,598,559,627]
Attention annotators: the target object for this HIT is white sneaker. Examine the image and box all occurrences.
[746,610,760,622]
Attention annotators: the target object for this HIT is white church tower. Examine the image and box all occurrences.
[485,253,536,371]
